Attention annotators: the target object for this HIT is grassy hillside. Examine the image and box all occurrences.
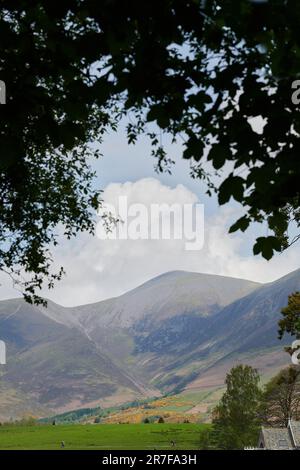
[39,391,223,425]
[0,423,209,450]
[89,395,210,424]
[0,269,297,420]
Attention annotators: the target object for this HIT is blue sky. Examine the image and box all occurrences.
[96,120,265,258]
[0,121,299,306]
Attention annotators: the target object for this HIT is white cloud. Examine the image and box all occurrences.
[0,177,299,306]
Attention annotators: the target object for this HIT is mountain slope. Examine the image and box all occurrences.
[162,269,300,391]
[0,299,155,420]
[68,271,260,366]
[0,269,298,420]
[72,270,260,329]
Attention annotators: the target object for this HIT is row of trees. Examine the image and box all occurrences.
[198,282,300,449]
[200,364,300,450]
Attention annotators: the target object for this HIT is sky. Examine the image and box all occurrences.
[1,121,300,306]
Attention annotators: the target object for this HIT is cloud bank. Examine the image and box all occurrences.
[1,178,299,306]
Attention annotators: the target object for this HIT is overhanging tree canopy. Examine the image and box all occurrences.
[1,0,300,301]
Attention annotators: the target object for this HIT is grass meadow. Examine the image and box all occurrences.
[0,423,208,450]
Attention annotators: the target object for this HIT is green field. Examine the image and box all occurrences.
[0,423,208,450]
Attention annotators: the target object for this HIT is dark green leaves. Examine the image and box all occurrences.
[188,91,212,109]
[253,236,282,260]
[229,216,250,233]
[183,135,204,161]
[208,144,231,170]
[1,0,300,306]
[147,105,170,129]
[218,175,245,204]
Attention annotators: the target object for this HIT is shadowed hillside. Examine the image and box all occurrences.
[0,269,297,420]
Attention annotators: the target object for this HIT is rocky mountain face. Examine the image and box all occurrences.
[0,269,297,420]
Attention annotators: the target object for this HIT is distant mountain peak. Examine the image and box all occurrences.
[0,267,299,420]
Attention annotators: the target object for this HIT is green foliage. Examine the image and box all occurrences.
[0,2,117,302]
[261,366,300,427]
[198,427,215,450]
[2,1,300,301]
[39,407,102,425]
[253,237,282,261]
[1,417,37,427]
[39,398,159,425]
[210,365,262,449]
[278,292,300,340]
[106,0,300,260]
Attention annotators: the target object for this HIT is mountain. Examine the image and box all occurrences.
[0,269,298,420]
[71,270,260,327]
[0,299,153,421]
[184,269,300,392]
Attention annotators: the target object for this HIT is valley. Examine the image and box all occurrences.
[0,269,296,421]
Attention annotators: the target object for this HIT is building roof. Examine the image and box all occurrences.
[289,420,300,448]
[259,427,294,450]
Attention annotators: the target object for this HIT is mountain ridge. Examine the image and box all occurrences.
[0,268,298,420]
